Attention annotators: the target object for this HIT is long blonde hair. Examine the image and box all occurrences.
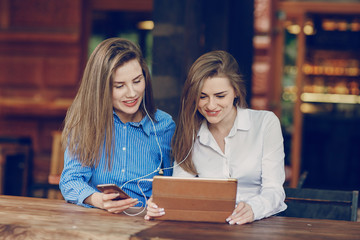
[172,50,247,174]
[62,38,155,168]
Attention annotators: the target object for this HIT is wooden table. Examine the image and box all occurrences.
[0,195,359,240]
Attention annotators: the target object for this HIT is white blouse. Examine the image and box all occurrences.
[173,108,287,220]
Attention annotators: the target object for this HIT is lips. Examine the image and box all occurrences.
[123,98,138,107]
[205,110,220,117]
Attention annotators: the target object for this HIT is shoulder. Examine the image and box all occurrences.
[246,109,278,122]
[154,109,176,130]
[154,109,174,122]
[244,109,281,130]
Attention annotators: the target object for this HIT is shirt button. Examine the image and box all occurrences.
[123,126,126,129]
[121,169,125,173]
[122,147,126,151]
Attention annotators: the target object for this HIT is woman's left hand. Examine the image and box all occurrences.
[226,201,254,225]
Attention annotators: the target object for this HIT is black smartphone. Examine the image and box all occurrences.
[96,184,130,200]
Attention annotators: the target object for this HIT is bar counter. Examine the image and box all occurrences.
[0,195,359,240]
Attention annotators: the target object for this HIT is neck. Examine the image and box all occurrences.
[116,110,143,123]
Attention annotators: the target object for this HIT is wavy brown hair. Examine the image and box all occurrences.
[172,50,247,174]
[62,38,155,169]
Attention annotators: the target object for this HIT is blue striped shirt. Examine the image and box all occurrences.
[59,109,175,208]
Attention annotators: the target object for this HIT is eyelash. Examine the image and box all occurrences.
[114,78,142,88]
[200,95,225,99]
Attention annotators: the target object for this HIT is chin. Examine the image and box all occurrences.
[205,117,221,125]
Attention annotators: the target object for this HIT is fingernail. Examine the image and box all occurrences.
[236,222,241,225]
[226,217,231,222]
[160,211,165,216]
[229,220,235,225]
[153,204,158,209]
[144,215,149,220]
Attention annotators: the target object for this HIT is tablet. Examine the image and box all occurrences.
[152,176,237,223]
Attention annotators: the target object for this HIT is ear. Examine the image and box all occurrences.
[233,97,239,106]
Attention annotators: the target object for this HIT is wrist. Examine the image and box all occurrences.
[84,192,103,209]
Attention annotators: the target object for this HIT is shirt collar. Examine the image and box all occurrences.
[113,110,152,136]
[197,120,214,147]
[234,107,251,131]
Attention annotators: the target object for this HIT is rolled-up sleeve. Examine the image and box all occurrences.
[59,149,96,208]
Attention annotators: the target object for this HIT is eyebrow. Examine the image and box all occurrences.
[133,74,144,80]
[200,91,227,95]
[113,74,143,84]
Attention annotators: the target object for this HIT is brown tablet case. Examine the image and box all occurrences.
[152,176,237,223]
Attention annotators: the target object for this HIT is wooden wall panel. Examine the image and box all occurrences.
[44,57,80,87]
[252,0,278,112]
[0,0,86,195]
[0,56,43,88]
[9,0,81,29]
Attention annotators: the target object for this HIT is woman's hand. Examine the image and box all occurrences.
[85,192,138,213]
[144,196,165,220]
[226,201,254,225]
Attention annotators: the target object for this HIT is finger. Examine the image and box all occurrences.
[235,206,249,217]
[102,193,120,201]
[226,203,254,224]
[108,200,139,213]
[226,204,244,222]
[146,208,165,217]
[231,209,254,225]
[104,198,138,209]
[146,203,165,217]
[144,206,165,219]
[146,203,160,213]
[146,198,158,209]
[235,214,254,225]
[234,202,246,212]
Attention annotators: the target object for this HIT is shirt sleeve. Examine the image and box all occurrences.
[59,149,97,208]
[245,112,287,220]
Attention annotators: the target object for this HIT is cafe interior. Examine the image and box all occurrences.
[0,0,359,223]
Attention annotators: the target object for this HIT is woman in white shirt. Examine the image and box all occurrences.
[145,50,286,224]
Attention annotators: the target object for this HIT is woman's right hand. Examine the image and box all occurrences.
[85,192,138,213]
[144,196,165,220]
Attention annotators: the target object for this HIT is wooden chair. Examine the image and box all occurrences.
[47,131,64,199]
[0,137,32,196]
[281,187,359,221]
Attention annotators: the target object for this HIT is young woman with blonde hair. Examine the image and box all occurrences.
[60,38,175,213]
[146,50,286,224]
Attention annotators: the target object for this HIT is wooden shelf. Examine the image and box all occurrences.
[0,97,72,117]
[0,31,80,43]
[301,93,360,104]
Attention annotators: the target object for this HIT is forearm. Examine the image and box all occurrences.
[246,187,286,220]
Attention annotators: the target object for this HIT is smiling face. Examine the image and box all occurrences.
[112,59,145,123]
[197,75,237,128]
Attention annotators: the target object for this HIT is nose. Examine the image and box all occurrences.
[207,97,216,109]
[126,84,136,98]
